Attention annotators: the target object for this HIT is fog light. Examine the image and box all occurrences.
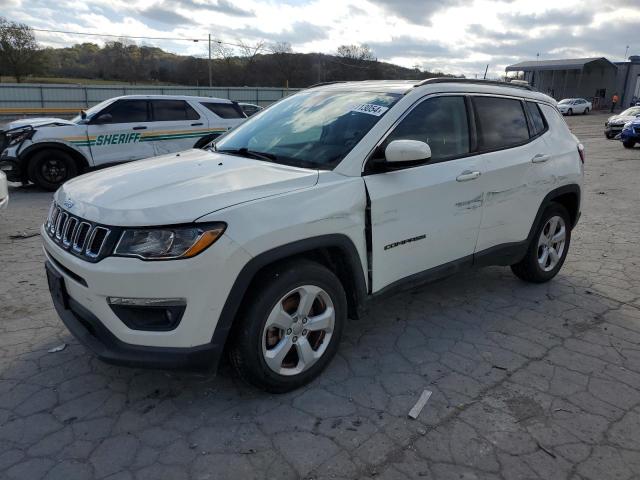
[107,297,186,331]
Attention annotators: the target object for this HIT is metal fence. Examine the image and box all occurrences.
[0,83,301,116]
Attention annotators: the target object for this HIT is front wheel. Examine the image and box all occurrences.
[511,203,571,283]
[583,107,589,115]
[623,140,636,149]
[567,108,573,116]
[229,260,346,393]
[27,150,78,191]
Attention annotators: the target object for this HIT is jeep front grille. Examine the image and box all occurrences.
[45,202,114,262]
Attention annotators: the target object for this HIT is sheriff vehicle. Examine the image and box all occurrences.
[0,95,246,190]
[43,79,584,392]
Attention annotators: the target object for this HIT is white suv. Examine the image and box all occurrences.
[1,95,246,190]
[42,80,584,392]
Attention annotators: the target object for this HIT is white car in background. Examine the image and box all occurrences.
[0,95,246,190]
[557,98,592,115]
[0,171,8,210]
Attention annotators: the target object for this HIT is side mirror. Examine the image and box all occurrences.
[92,113,112,125]
[385,139,431,164]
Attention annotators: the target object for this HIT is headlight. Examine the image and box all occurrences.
[7,129,35,146]
[114,223,226,260]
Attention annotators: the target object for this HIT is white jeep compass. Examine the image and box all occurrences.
[43,79,584,392]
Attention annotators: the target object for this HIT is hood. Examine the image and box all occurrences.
[3,117,76,130]
[56,149,319,226]
[607,114,637,125]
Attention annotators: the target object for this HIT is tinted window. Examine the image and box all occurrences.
[202,102,245,119]
[526,101,546,136]
[151,100,200,121]
[384,96,470,161]
[100,100,149,124]
[474,96,529,150]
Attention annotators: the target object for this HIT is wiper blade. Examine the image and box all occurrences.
[217,147,277,162]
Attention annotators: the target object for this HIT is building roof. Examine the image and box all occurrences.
[506,57,618,72]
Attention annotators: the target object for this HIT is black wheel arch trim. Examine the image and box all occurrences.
[527,184,581,241]
[19,142,90,172]
[210,234,368,359]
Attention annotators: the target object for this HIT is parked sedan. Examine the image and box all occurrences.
[605,106,640,139]
[620,117,640,149]
[558,98,592,115]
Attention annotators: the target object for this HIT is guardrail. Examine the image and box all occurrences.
[0,83,300,119]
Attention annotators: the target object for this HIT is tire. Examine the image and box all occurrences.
[583,108,589,115]
[511,203,571,283]
[605,133,614,139]
[229,259,347,393]
[567,108,573,116]
[623,140,636,149]
[27,150,78,191]
[194,133,220,149]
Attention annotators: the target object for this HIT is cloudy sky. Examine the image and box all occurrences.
[3,0,639,77]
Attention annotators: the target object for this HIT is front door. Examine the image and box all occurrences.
[364,95,485,292]
[87,99,155,166]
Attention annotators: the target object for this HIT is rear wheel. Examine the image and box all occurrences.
[623,140,636,149]
[584,107,589,115]
[229,260,346,393]
[567,108,573,116]
[27,150,78,191]
[511,203,571,283]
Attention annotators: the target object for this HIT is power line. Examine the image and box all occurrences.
[31,27,270,53]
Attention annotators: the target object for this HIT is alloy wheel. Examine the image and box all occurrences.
[537,215,566,272]
[262,285,335,376]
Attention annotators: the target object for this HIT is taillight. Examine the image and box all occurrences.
[577,144,585,164]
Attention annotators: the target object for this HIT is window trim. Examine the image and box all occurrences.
[150,99,201,122]
[91,99,151,125]
[363,93,475,175]
[363,93,554,175]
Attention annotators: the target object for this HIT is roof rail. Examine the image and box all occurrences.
[306,81,348,89]
[414,77,534,91]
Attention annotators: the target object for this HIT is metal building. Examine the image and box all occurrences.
[506,56,640,110]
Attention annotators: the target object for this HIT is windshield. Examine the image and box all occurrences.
[620,107,640,117]
[70,99,116,123]
[214,90,401,169]
[558,99,573,104]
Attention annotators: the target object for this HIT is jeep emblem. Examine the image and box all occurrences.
[63,199,74,209]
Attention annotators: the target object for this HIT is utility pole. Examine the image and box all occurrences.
[483,64,489,79]
[208,34,212,87]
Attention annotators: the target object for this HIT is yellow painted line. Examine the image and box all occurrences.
[0,107,82,114]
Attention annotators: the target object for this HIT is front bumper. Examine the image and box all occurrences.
[46,261,221,370]
[42,223,252,370]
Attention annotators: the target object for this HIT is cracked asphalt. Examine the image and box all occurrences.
[1,113,640,480]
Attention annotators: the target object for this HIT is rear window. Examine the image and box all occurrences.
[151,100,200,121]
[525,101,547,137]
[202,102,245,119]
[474,96,529,151]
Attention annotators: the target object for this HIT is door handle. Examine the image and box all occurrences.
[191,122,204,126]
[531,153,550,163]
[133,126,147,130]
[456,170,481,182]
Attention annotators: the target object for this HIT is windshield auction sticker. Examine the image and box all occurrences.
[351,104,389,116]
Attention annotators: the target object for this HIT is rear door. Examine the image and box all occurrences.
[149,99,205,155]
[86,99,155,166]
[364,95,485,292]
[473,96,549,253]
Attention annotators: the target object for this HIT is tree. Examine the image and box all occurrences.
[0,17,47,82]
[336,44,376,62]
